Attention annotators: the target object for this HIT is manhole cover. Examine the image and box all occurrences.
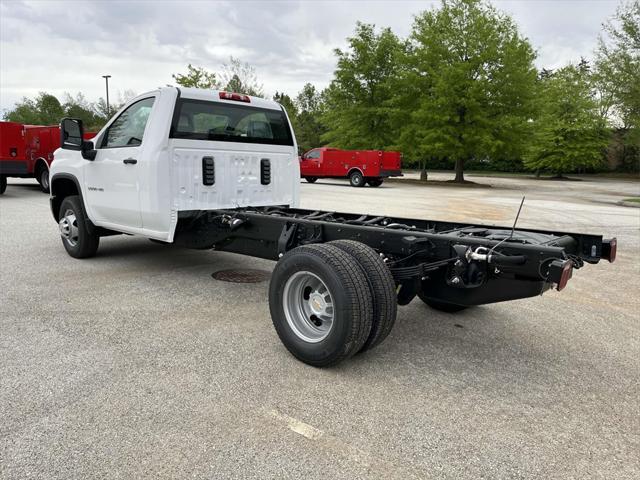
[212,269,271,283]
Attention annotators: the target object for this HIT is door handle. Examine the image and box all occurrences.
[123,158,137,165]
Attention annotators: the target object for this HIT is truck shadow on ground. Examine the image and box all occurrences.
[345,301,573,377]
[90,236,276,274]
[301,180,389,189]
[85,237,568,377]
[3,183,44,193]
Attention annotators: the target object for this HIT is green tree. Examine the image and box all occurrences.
[220,57,264,97]
[295,83,327,152]
[322,23,403,149]
[403,0,538,182]
[525,65,608,176]
[63,93,104,130]
[273,91,300,146]
[594,0,639,170]
[172,64,219,89]
[4,92,65,125]
[94,89,137,123]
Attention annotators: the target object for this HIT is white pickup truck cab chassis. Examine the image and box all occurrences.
[50,87,616,367]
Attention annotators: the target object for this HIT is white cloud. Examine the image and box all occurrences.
[0,0,619,113]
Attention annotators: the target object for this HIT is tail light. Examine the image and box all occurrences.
[602,238,617,263]
[219,91,251,103]
[548,259,573,291]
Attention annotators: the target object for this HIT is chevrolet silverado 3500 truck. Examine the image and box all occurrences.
[50,87,616,367]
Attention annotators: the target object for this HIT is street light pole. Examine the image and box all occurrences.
[102,75,111,117]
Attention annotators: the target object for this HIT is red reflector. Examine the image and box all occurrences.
[219,91,251,103]
[603,238,617,263]
[557,260,573,291]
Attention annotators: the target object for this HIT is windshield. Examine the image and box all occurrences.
[170,99,293,146]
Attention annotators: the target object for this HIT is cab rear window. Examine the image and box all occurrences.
[170,99,293,146]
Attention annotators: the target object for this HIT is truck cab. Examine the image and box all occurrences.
[50,87,299,243]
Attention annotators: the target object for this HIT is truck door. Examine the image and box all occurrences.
[84,97,155,229]
[302,149,322,176]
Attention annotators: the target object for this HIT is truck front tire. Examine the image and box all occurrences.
[269,244,373,367]
[330,240,397,352]
[0,175,6,195]
[305,177,318,183]
[58,195,100,258]
[349,171,365,187]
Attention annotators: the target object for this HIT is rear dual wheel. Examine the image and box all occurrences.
[0,175,6,195]
[367,178,383,187]
[269,242,397,367]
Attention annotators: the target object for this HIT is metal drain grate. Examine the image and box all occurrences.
[212,269,271,283]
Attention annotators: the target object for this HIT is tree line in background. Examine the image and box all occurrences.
[4,0,638,180]
[4,90,136,133]
[316,0,638,180]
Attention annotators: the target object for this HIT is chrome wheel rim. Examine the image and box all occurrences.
[283,271,334,343]
[59,209,79,246]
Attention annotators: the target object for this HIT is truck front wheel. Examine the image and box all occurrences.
[269,244,373,367]
[349,171,365,187]
[58,196,99,258]
[0,175,6,195]
[304,177,318,183]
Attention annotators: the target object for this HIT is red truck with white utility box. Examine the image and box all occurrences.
[299,147,402,187]
[0,121,94,195]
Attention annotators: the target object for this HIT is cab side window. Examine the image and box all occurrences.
[306,150,320,159]
[101,97,155,148]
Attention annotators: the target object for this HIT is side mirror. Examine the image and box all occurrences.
[60,118,83,150]
[60,118,96,161]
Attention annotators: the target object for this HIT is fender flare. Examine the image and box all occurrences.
[34,157,50,173]
[49,173,87,222]
[347,167,364,178]
[34,158,49,183]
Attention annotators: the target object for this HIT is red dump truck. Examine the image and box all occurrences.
[0,122,95,195]
[299,147,403,187]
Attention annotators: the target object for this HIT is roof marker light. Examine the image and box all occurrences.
[219,91,251,103]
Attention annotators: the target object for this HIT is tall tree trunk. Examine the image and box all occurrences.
[420,158,428,181]
[454,158,465,182]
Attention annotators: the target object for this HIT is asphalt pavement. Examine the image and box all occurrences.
[1,173,638,479]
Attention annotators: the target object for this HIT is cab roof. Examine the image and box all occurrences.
[173,87,282,111]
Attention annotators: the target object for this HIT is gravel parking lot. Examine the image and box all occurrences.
[1,174,638,479]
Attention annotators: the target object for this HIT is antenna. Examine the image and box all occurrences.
[487,196,526,257]
[510,196,526,239]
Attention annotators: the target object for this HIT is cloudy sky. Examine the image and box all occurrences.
[0,0,620,113]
